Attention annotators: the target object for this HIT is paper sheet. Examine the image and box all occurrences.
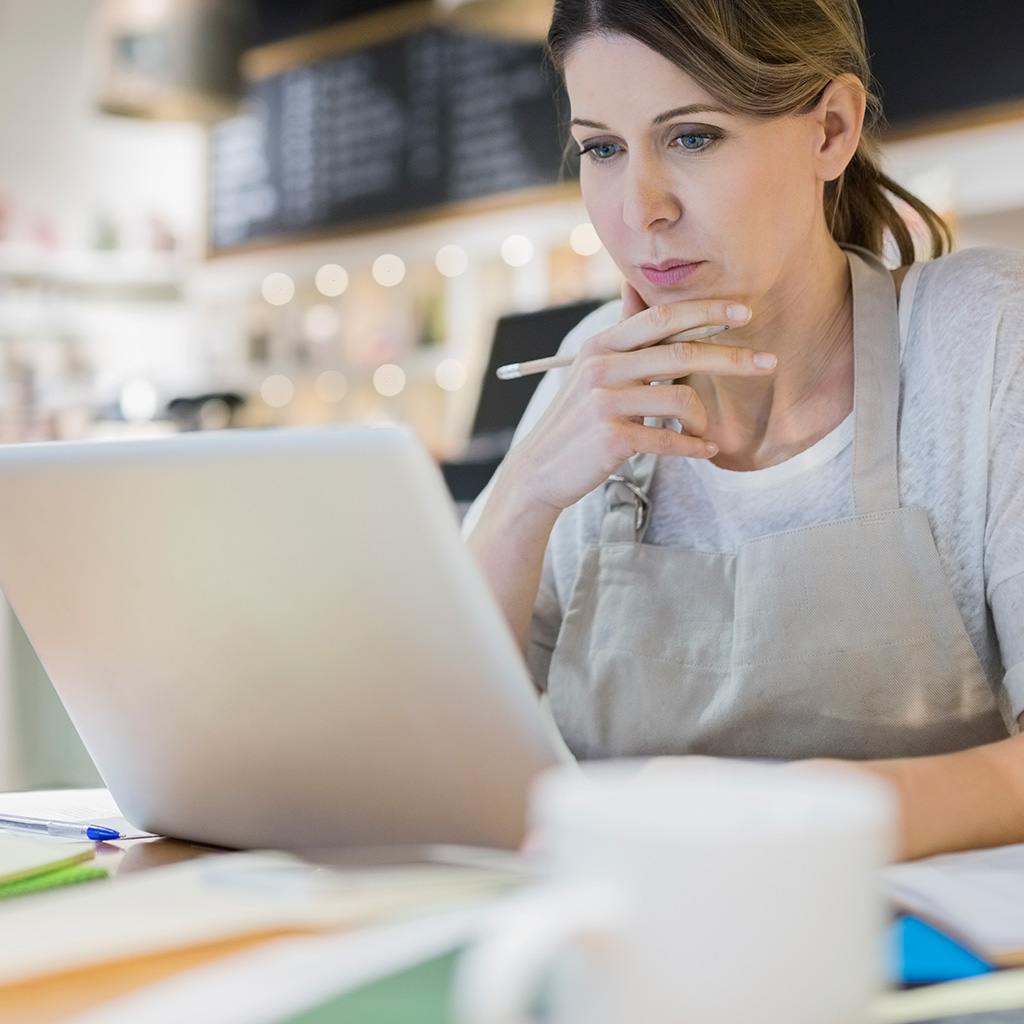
[0,848,517,988]
[0,788,155,839]
[59,904,488,1024]
[881,843,1024,959]
[869,967,1024,1023]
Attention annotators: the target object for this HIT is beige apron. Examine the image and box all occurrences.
[547,248,1010,761]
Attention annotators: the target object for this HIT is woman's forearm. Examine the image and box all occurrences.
[859,732,1024,860]
[465,461,562,655]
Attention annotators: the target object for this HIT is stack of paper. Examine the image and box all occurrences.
[0,846,521,1023]
[57,905,488,1024]
[881,843,1024,966]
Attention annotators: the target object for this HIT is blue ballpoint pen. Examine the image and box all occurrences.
[0,814,124,842]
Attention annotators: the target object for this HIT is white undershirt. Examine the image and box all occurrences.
[469,247,1024,719]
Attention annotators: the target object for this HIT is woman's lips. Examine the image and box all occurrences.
[639,260,704,286]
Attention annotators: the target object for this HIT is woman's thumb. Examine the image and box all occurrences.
[620,279,648,321]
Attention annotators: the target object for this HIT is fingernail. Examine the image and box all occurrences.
[753,351,777,370]
[726,304,751,321]
[705,441,719,455]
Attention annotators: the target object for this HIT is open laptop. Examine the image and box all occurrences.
[0,425,561,850]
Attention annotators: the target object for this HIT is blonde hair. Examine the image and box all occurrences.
[547,0,952,264]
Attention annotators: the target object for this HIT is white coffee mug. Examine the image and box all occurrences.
[455,758,895,1024]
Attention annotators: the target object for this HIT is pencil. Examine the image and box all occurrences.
[495,324,730,380]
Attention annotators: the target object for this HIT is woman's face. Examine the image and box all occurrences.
[564,33,833,310]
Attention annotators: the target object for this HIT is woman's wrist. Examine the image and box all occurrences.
[481,445,566,530]
[859,736,1024,861]
[465,451,564,654]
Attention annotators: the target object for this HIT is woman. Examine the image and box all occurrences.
[467,0,1024,860]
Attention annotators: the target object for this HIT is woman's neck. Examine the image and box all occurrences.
[688,241,855,472]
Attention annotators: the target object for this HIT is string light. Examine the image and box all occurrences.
[303,304,340,342]
[435,244,469,277]
[261,273,295,305]
[372,254,406,287]
[500,234,534,267]
[261,374,294,407]
[315,370,348,402]
[569,223,602,256]
[315,264,349,296]
[372,364,406,396]
[435,359,468,391]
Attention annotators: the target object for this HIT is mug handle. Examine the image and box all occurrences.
[454,882,623,1024]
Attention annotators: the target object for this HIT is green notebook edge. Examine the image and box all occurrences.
[0,863,109,900]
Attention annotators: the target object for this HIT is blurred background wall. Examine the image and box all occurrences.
[0,0,1021,789]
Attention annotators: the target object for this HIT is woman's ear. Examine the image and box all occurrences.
[813,74,866,183]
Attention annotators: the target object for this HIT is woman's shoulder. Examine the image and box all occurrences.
[902,248,1024,410]
[912,246,1024,315]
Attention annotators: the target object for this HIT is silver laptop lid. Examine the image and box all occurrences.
[0,426,559,849]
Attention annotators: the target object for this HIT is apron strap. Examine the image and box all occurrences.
[847,247,902,515]
[601,450,658,543]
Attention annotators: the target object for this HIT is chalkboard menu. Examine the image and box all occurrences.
[210,28,571,249]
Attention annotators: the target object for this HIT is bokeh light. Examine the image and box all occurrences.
[434,358,468,391]
[500,234,534,267]
[569,223,603,256]
[315,263,349,297]
[303,304,340,343]
[261,374,294,407]
[372,254,406,287]
[435,244,469,278]
[261,272,295,305]
[199,397,232,430]
[315,370,348,403]
[372,364,406,396]
[119,378,159,422]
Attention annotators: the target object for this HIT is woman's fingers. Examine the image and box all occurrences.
[579,339,776,388]
[621,420,719,460]
[502,289,767,509]
[601,299,753,353]
[645,337,776,380]
[598,383,709,438]
[619,279,649,321]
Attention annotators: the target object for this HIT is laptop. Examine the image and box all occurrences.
[0,425,561,850]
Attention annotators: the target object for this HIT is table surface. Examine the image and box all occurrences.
[4,836,1024,1024]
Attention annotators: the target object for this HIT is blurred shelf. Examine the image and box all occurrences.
[0,247,183,301]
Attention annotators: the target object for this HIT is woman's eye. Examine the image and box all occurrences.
[580,141,623,161]
[674,132,715,152]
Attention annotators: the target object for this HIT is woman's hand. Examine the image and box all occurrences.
[502,282,775,513]
[466,283,775,653]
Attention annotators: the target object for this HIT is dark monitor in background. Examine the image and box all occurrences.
[442,297,607,507]
[468,297,606,456]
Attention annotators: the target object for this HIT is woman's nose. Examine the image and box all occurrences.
[621,158,683,232]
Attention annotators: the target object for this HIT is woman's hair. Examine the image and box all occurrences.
[547,0,952,264]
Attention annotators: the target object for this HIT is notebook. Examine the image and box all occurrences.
[0,836,93,885]
[882,842,1024,966]
[0,425,561,850]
